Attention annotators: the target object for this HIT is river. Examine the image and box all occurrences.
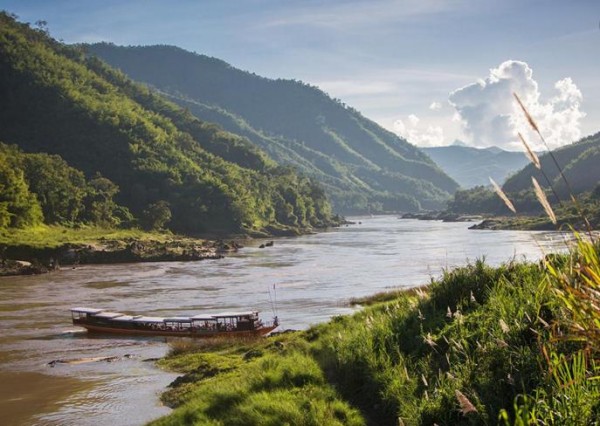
[0,217,566,425]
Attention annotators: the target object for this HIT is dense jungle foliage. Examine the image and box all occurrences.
[0,13,336,235]
[0,143,128,229]
[85,43,459,213]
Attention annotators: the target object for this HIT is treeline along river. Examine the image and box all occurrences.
[0,217,566,425]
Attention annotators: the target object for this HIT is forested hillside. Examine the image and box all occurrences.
[85,43,458,212]
[503,132,600,195]
[0,13,335,235]
[445,133,600,219]
[422,145,531,188]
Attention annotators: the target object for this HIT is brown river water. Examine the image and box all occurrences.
[0,217,566,425]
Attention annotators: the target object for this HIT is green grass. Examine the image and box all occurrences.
[0,224,194,249]
[152,248,600,426]
[152,335,363,425]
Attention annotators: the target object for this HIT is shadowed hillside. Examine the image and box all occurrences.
[85,43,459,213]
[503,132,600,196]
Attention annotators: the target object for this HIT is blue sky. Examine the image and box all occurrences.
[2,0,599,149]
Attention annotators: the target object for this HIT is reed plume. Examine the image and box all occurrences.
[532,177,557,225]
[513,93,540,134]
[513,92,592,235]
[455,390,478,414]
[517,132,541,170]
[489,177,516,214]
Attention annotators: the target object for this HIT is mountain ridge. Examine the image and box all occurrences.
[422,145,531,188]
[503,131,600,196]
[85,43,459,212]
[0,13,335,235]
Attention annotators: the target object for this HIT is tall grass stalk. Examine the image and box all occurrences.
[513,92,593,236]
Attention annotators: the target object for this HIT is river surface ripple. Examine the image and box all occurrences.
[0,217,566,425]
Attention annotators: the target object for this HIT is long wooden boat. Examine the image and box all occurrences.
[71,307,279,338]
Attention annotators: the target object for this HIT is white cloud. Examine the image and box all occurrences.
[407,114,420,126]
[429,101,442,110]
[394,114,445,147]
[448,60,585,150]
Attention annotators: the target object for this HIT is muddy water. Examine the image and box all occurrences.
[0,217,565,425]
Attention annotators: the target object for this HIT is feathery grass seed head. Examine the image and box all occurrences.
[517,132,541,169]
[489,177,517,214]
[532,177,557,225]
[455,390,478,414]
[513,92,540,133]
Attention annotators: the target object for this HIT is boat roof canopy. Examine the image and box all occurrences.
[94,312,124,319]
[111,315,135,321]
[191,315,218,321]
[71,308,262,322]
[164,317,192,322]
[131,316,164,323]
[212,311,258,318]
[71,307,104,314]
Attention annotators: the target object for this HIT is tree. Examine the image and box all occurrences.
[22,152,88,224]
[0,151,43,228]
[142,200,172,230]
[83,172,121,226]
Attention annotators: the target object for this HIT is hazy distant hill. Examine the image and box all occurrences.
[85,43,458,212]
[422,145,531,188]
[503,132,600,196]
[0,13,336,235]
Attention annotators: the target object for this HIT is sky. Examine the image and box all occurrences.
[2,0,599,150]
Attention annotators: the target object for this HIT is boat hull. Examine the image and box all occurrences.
[75,322,278,338]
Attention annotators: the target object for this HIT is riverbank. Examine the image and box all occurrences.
[468,213,598,231]
[151,243,599,425]
[401,210,599,232]
[0,220,350,276]
[0,226,242,276]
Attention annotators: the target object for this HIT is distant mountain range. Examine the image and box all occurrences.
[85,43,458,212]
[422,144,531,188]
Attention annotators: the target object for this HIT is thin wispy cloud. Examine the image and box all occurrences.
[257,0,464,30]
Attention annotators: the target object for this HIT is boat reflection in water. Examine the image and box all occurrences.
[71,307,278,338]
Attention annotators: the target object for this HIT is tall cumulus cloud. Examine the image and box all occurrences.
[449,60,585,150]
[394,114,445,147]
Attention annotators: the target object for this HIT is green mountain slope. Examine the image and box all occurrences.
[445,133,600,219]
[422,145,531,188]
[85,43,458,212]
[0,13,334,235]
[503,132,600,195]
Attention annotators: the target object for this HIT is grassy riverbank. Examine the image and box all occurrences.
[0,225,174,249]
[0,225,240,276]
[151,241,600,425]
